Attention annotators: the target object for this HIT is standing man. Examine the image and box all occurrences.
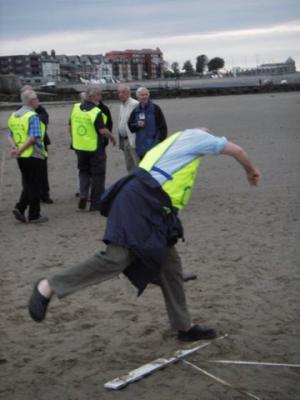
[8,90,48,223]
[70,85,116,211]
[20,86,53,204]
[98,93,113,133]
[128,87,167,159]
[117,84,139,172]
[29,128,260,342]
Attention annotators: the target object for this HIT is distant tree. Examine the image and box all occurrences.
[182,60,194,76]
[207,57,225,73]
[171,61,180,77]
[196,54,208,75]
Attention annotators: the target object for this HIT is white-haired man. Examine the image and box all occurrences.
[128,87,167,159]
[117,84,139,172]
[19,85,53,204]
[7,90,48,223]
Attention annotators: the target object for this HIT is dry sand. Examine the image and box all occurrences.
[0,92,299,400]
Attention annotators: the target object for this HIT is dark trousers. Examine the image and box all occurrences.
[76,149,106,208]
[40,158,50,200]
[16,157,43,220]
[50,245,191,331]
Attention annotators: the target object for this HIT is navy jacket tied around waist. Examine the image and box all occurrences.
[100,168,184,295]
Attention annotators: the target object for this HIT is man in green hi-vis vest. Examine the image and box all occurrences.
[7,90,48,224]
[29,128,260,342]
[70,85,116,211]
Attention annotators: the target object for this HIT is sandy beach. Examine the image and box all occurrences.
[0,92,299,400]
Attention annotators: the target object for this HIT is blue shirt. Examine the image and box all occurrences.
[28,114,42,138]
[149,129,227,185]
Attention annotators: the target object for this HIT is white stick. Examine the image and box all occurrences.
[104,342,211,390]
[104,334,228,390]
[183,360,261,400]
[210,360,300,368]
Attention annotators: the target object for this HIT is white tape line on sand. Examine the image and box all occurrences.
[183,360,261,400]
[210,360,300,368]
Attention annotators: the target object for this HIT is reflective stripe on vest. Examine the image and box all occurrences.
[7,111,46,158]
[139,131,203,210]
[70,104,108,151]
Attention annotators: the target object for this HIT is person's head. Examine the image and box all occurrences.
[21,90,39,109]
[79,91,86,103]
[85,84,102,104]
[117,84,131,103]
[20,85,33,93]
[136,87,150,106]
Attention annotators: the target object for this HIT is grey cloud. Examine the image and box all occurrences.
[1,0,299,39]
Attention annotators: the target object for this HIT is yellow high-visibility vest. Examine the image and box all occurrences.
[7,111,46,158]
[70,104,108,151]
[139,131,203,210]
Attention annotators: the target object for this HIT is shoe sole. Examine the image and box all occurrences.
[12,209,26,223]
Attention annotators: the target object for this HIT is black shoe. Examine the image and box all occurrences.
[182,272,198,282]
[178,325,217,342]
[89,205,101,212]
[29,280,50,322]
[12,208,26,223]
[41,197,54,204]
[78,198,87,210]
[29,215,49,223]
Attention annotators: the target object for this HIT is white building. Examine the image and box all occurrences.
[42,60,60,82]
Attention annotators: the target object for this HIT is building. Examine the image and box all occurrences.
[234,57,297,77]
[0,53,43,83]
[0,48,164,84]
[105,48,164,81]
[257,57,296,75]
[40,51,61,82]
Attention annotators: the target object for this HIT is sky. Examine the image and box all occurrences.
[0,0,300,70]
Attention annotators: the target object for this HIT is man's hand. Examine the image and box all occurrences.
[108,132,116,146]
[99,128,116,146]
[10,146,20,158]
[222,142,261,186]
[246,167,260,186]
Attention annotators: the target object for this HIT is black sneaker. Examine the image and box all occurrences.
[178,325,216,342]
[41,197,54,204]
[29,216,49,223]
[78,198,87,210]
[12,208,26,223]
[89,205,101,212]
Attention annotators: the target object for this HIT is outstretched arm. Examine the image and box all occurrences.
[221,142,260,186]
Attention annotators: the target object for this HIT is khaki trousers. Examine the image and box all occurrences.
[49,244,191,331]
[123,138,139,173]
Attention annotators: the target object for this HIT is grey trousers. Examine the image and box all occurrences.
[49,244,191,331]
[122,138,139,173]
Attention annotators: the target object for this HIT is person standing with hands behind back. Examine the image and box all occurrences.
[7,90,48,223]
[128,87,167,159]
